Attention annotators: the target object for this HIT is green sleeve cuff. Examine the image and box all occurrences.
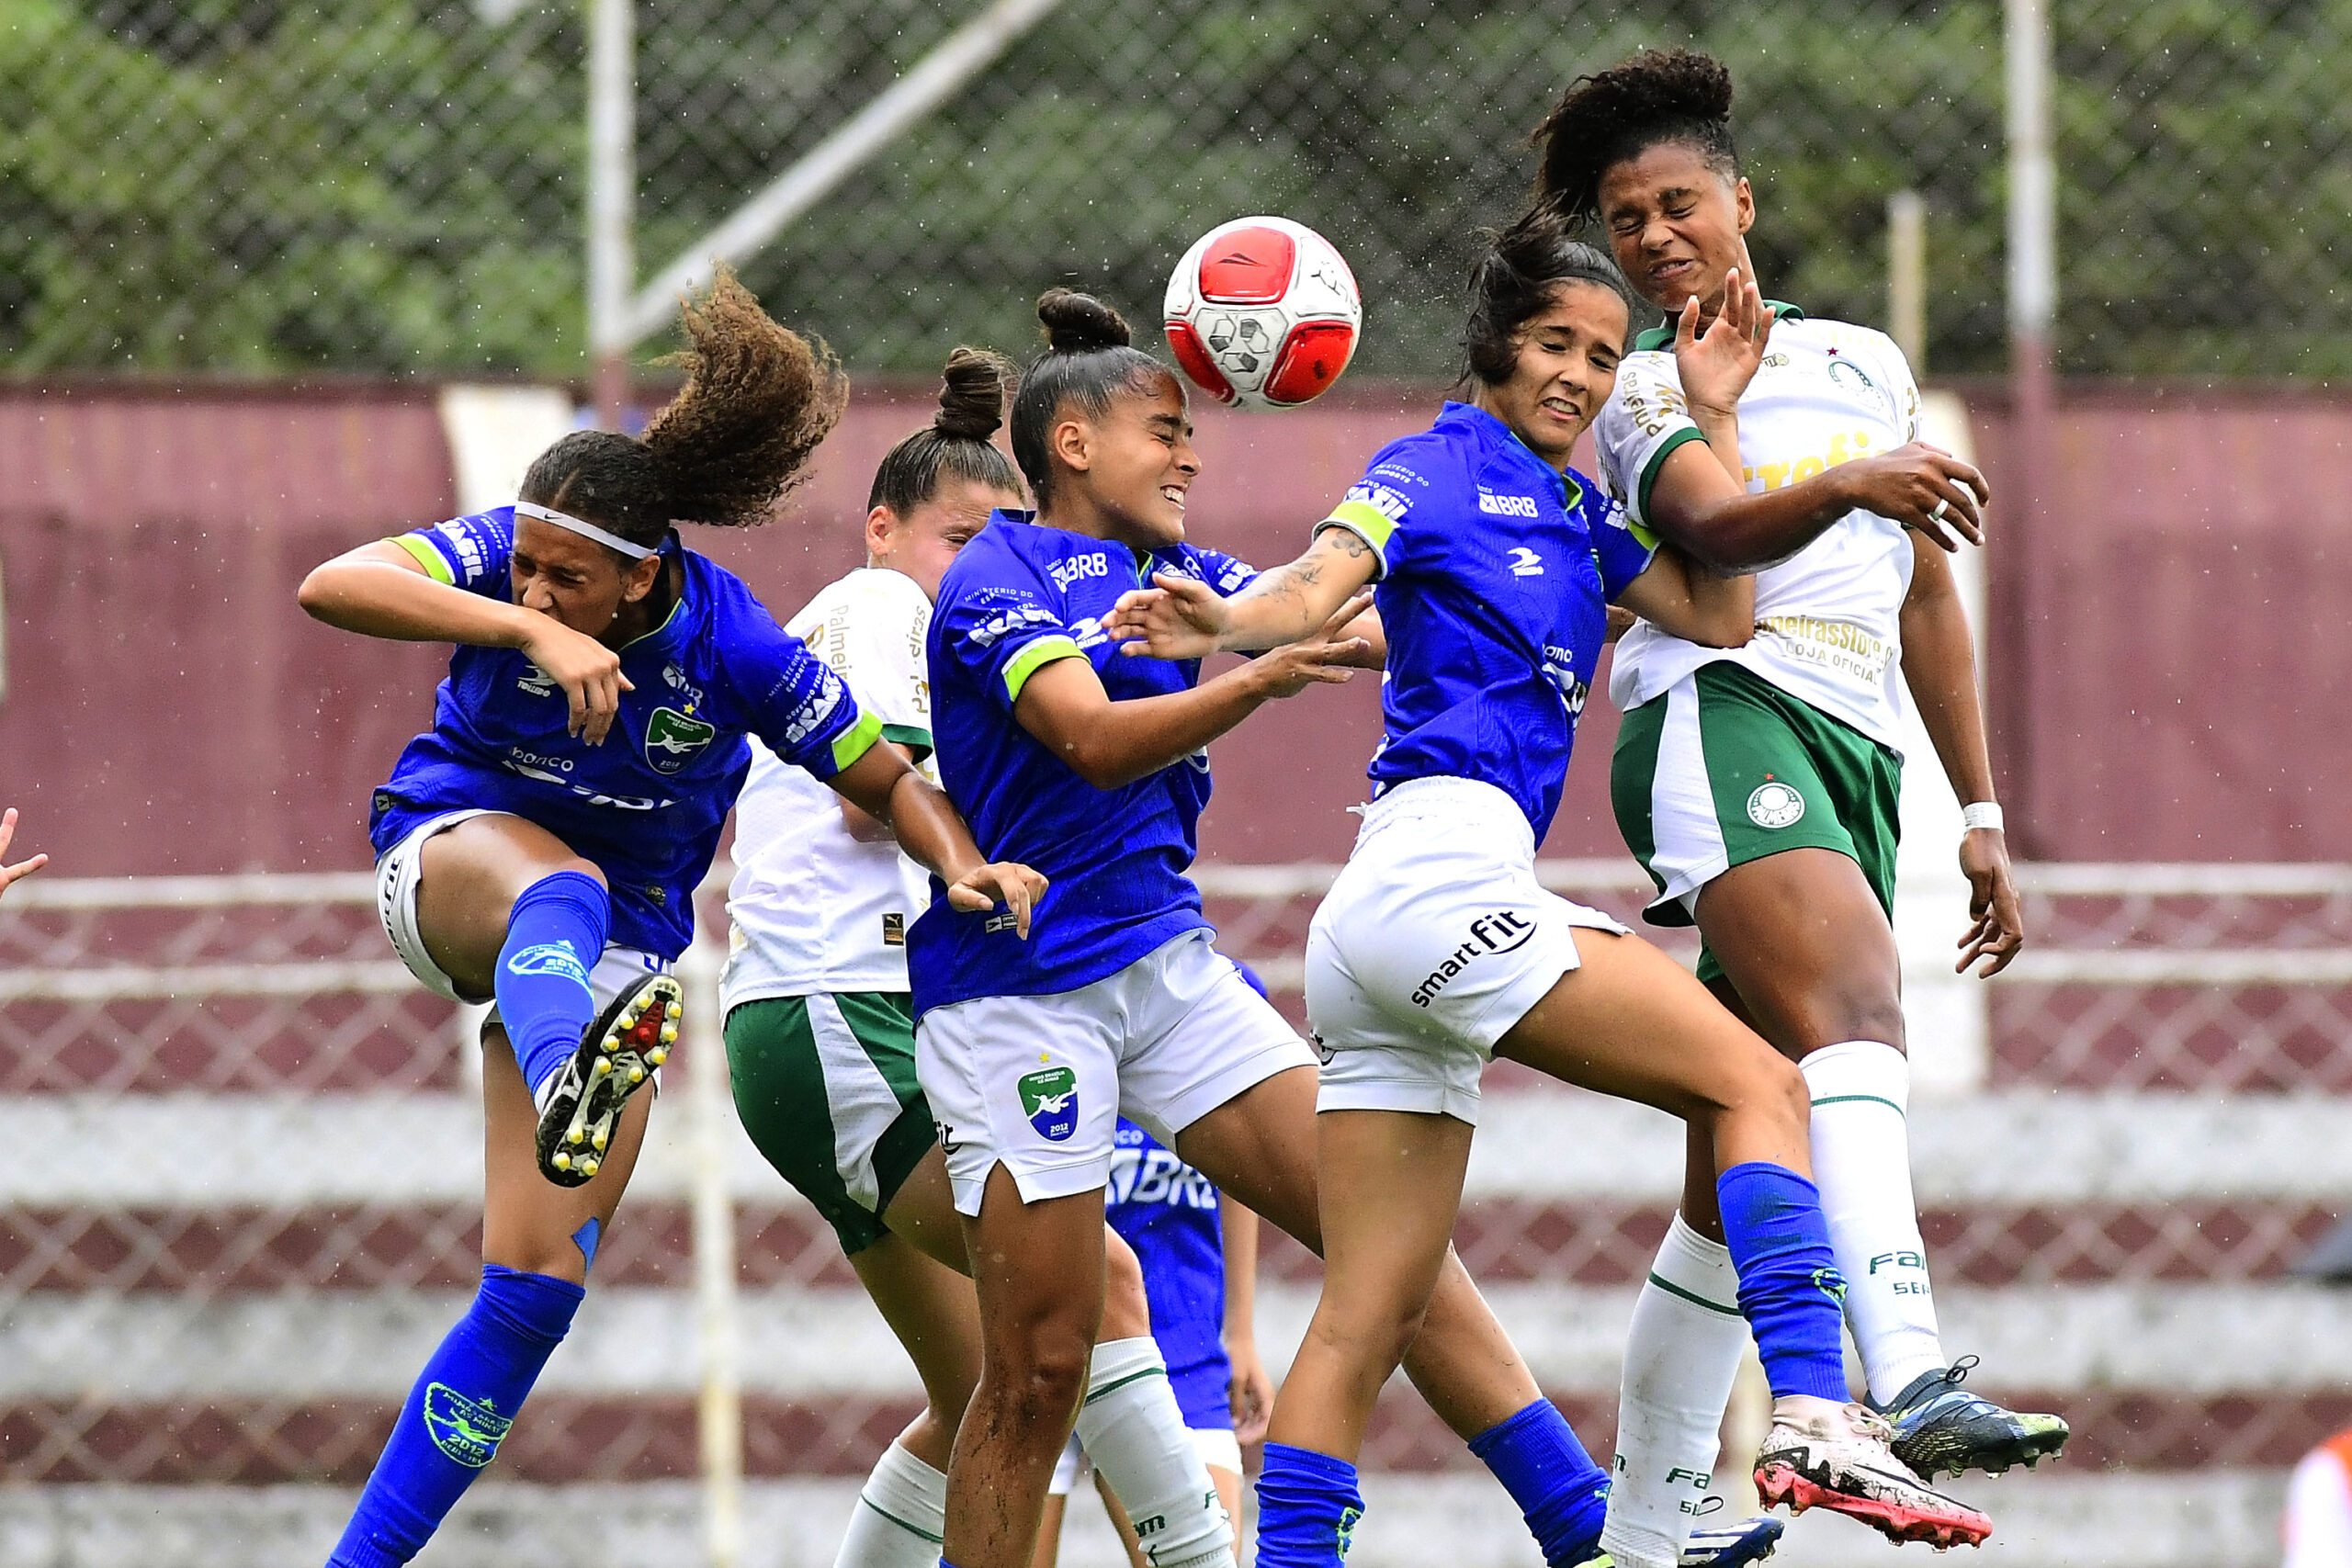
[1002,635,1085,705]
[1315,500,1395,578]
[1634,426,1708,541]
[879,722,933,751]
[391,532,456,584]
[829,708,884,774]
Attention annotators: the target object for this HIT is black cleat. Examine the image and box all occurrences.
[1871,1358,2070,1480]
[533,973,680,1188]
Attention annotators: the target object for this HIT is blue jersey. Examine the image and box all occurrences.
[1317,402,1657,841]
[910,511,1257,1016]
[367,508,880,958]
[1105,1118,1230,1429]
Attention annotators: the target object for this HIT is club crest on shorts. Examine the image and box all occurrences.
[1017,1066,1080,1142]
[423,1382,513,1467]
[644,705,716,774]
[1747,780,1806,829]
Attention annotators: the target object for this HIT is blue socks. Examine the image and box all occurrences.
[1254,1442,1367,1568]
[1468,1399,1611,1565]
[497,870,609,1100]
[327,1265,585,1568]
[1256,1409,1605,1566]
[1717,1161,1850,1402]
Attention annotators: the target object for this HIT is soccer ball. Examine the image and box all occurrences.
[1164,217,1361,412]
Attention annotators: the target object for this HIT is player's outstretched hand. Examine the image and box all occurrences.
[1228,1337,1274,1447]
[944,861,1049,940]
[1106,571,1232,660]
[0,808,45,905]
[1841,443,1990,553]
[1248,593,1373,699]
[1674,265,1775,420]
[517,618,635,745]
[1956,826,2025,977]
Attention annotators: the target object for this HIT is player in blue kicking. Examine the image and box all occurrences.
[297,270,1043,1568]
[1106,210,1996,1562]
[915,288,1655,1568]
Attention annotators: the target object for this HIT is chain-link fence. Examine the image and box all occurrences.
[6,1,2349,379]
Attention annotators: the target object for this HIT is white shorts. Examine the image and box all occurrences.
[1047,1427,1244,1495]
[375,808,670,1014]
[1306,777,1630,1124]
[916,930,1316,1216]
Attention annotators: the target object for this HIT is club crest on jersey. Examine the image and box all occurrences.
[644,706,716,774]
[1017,1066,1080,1142]
[1747,781,1806,829]
[423,1382,513,1468]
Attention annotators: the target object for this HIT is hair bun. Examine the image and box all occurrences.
[1036,288,1133,354]
[933,346,1013,440]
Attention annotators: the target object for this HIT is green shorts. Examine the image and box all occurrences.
[1611,660,1901,984]
[723,991,935,1257]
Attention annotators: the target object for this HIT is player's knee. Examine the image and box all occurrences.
[1006,1335,1086,1429]
[1311,1289,1428,1383]
[1706,1040,1811,1145]
[1823,988,1906,1054]
[990,1324,1092,1435]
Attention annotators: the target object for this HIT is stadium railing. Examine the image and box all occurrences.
[3,860,2347,1567]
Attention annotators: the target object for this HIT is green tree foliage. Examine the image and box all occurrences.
[3,0,2344,378]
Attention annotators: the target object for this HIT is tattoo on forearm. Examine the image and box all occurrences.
[1323,529,1370,560]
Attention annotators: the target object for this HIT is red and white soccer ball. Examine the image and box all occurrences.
[1164,216,1362,412]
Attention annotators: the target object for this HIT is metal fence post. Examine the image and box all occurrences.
[681,928,744,1568]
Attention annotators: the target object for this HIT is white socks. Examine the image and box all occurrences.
[836,1439,946,1568]
[1074,1337,1235,1568]
[1803,1040,1946,1402]
[1602,1214,1749,1568]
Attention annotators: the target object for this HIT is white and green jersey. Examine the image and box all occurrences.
[721,568,937,1009]
[1593,305,1922,751]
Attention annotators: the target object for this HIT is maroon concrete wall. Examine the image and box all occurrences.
[3,379,2347,877]
[1967,385,2352,862]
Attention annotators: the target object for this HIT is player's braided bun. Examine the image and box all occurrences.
[1036,287,1135,353]
[1460,208,1635,387]
[1010,288,1175,505]
[867,346,1024,515]
[1532,49,1739,226]
[519,265,846,555]
[933,346,1014,440]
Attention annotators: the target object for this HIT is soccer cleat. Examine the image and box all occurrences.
[1679,1512,1784,1566]
[1754,1394,1991,1550]
[533,973,681,1189]
[1871,1358,2071,1480]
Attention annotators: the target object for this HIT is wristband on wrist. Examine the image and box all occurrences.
[1962,801,2005,833]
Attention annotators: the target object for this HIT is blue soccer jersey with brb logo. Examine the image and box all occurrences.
[368,507,881,958]
[910,510,1258,1016]
[1317,402,1657,840]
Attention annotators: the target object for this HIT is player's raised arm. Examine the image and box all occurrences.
[1106,523,1378,658]
[1014,592,1369,790]
[298,525,640,745]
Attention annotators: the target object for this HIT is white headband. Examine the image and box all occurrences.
[514,500,658,560]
